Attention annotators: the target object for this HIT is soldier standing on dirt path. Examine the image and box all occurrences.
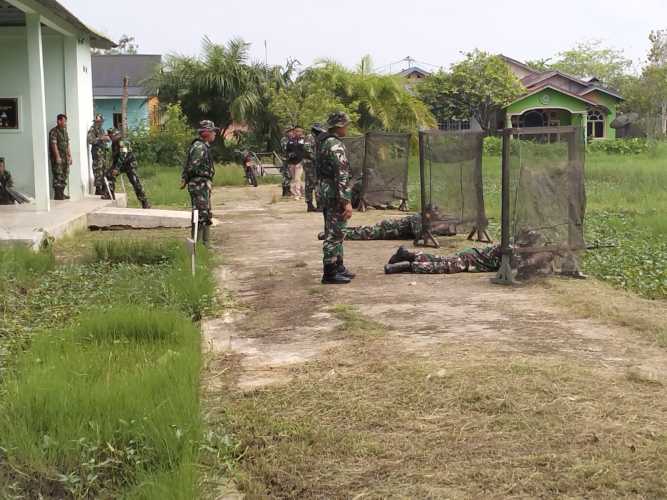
[181,120,219,246]
[318,112,356,285]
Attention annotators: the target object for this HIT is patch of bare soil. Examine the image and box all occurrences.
[203,185,667,498]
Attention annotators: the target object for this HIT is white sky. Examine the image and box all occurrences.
[62,0,665,72]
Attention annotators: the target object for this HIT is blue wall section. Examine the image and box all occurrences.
[93,98,149,130]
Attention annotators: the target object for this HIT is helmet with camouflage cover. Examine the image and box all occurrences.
[326,111,351,130]
[94,114,104,123]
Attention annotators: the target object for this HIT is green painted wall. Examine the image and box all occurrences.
[506,87,621,140]
[506,87,588,115]
[585,90,619,139]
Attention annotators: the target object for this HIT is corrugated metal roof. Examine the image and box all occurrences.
[92,54,161,97]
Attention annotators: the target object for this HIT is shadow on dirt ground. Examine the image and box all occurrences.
[203,185,667,499]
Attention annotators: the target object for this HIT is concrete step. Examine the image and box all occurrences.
[88,207,195,229]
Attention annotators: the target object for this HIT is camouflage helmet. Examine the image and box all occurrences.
[327,111,351,130]
[0,157,5,164]
[94,114,104,122]
[198,120,220,133]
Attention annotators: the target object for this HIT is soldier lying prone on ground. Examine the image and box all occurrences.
[317,209,456,241]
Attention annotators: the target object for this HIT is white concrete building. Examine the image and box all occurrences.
[0,0,114,211]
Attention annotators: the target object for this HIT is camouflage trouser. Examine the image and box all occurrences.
[303,160,319,205]
[91,147,107,193]
[344,219,413,240]
[410,253,469,274]
[51,160,69,190]
[105,162,149,205]
[322,197,346,264]
[280,162,292,193]
[188,178,213,224]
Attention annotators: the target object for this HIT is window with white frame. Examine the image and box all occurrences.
[587,109,605,138]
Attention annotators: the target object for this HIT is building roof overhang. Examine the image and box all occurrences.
[506,84,610,113]
[2,0,115,49]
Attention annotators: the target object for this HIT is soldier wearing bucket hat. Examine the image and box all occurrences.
[181,120,219,246]
[317,111,355,284]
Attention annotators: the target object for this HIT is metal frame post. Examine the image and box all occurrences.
[492,128,515,285]
[415,131,438,248]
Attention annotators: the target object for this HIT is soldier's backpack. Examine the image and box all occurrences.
[285,135,306,165]
[315,132,336,179]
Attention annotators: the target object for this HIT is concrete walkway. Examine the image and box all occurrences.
[0,195,126,248]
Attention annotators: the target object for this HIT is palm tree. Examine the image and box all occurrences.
[148,37,262,145]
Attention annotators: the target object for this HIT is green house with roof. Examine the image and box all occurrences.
[500,56,624,139]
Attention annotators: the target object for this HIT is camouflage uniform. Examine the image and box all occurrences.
[0,168,14,205]
[409,245,502,274]
[279,135,292,196]
[319,135,352,265]
[105,136,150,208]
[303,133,320,208]
[87,123,108,194]
[343,214,422,240]
[183,137,215,226]
[48,125,70,192]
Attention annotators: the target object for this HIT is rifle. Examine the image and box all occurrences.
[6,188,30,204]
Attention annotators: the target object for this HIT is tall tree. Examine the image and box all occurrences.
[548,40,632,88]
[148,37,262,145]
[418,50,524,132]
[270,58,435,134]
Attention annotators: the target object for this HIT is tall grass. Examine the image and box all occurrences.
[0,237,221,498]
[0,245,55,283]
[93,239,182,265]
[0,307,202,498]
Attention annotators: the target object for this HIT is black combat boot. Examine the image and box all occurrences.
[317,231,326,241]
[388,246,417,264]
[307,201,317,212]
[321,263,351,285]
[141,199,152,209]
[282,185,290,197]
[384,262,412,274]
[53,188,64,201]
[336,256,356,279]
[201,224,211,247]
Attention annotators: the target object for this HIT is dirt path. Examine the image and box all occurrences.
[203,185,667,499]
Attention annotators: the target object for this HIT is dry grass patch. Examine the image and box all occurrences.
[546,278,667,347]
[216,344,667,499]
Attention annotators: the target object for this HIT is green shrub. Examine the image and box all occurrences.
[130,104,194,166]
[587,138,650,155]
[483,136,502,156]
[93,239,182,265]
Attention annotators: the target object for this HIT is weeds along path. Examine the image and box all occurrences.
[203,185,667,498]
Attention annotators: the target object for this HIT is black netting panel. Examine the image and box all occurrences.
[420,130,487,232]
[341,135,366,183]
[508,126,586,271]
[363,132,410,208]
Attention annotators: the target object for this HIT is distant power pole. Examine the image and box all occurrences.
[264,40,268,67]
[121,75,129,136]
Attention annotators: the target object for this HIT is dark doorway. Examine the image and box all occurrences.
[523,111,545,128]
